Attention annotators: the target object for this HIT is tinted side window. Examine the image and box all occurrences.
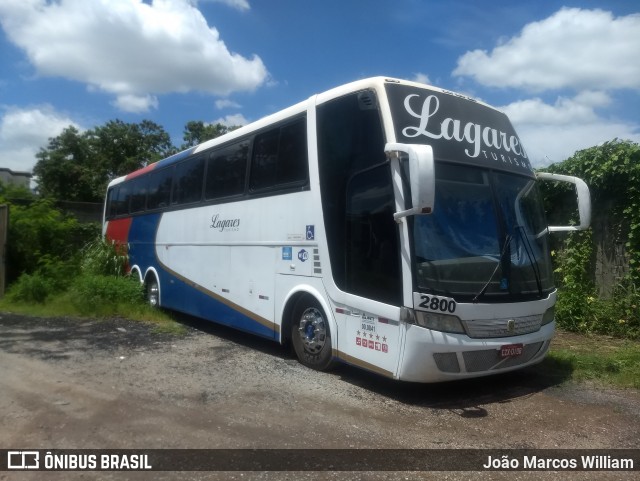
[107,187,118,219]
[129,176,148,213]
[107,185,130,217]
[147,167,173,210]
[250,117,307,191]
[316,90,388,292]
[121,183,132,215]
[345,165,401,305]
[107,184,129,218]
[172,156,205,205]
[205,141,249,199]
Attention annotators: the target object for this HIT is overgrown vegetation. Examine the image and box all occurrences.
[0,187,180,332]
[1,118,239,325]
[541,139,640,340]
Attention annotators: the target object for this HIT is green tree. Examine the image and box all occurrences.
[88,119,173,179]
[180,121,240,149]
[33,126,94,201]
[33,120,174,202]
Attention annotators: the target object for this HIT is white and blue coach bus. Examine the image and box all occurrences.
[103,77,590,382]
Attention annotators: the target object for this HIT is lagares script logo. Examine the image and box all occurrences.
[402,94,530,166]
[210,214,240,232]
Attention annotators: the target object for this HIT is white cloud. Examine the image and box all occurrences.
[212,113,248,126]
[502,94,607,126]
[412,73,431,85]
[206,0,250,12]
[215,99,242,110]
[0,105,81,172]
[453,8,640,92]
[0,0,268,112]
[451,7,640,166]
[112,94,159,113]
[500,95,640,167]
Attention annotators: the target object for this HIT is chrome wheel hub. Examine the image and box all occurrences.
[297,307,327,354]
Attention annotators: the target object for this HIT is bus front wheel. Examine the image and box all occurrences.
[291,298,335,371]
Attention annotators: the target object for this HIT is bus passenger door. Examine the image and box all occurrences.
[334,162,404,378]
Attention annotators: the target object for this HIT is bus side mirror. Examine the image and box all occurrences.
[536,172,591,232]
[385,143,435,222]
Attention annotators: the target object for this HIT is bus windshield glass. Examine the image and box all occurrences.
[412,163,553,301]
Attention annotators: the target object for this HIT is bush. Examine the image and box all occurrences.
[1,191,99,284]
[70,274,144,314]
[80,236,128,277]
[555,282,640,340]
[6,272,57,304]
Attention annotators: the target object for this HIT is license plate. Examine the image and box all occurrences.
[500,343,524,358]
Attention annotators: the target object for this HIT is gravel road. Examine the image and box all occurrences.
[1,312,638,481]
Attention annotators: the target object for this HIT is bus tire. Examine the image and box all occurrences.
[291,297,335,371]
[145,275,160,308]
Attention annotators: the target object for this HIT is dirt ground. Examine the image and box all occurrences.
[0,312,638,481]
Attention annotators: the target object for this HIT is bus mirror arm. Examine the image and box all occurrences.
[385,143,436,222]
[536,172,591,232]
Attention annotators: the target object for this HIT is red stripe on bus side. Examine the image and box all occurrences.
[105,217,133,245]
[125,162,157,180]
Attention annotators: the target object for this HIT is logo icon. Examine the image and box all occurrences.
[282,246,292,261]
[507,319,516,333]
[298,249,309,262]
[7,451,39,470]
[306,225,315,240]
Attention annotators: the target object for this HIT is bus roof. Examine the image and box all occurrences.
[107,77,504,189]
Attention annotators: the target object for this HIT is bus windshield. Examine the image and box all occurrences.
[412,162,554,301]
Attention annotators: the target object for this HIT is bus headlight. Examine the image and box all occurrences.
[542,307,555,326]
[415,311,466,334]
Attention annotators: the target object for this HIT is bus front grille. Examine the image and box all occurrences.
[462,315,542,338]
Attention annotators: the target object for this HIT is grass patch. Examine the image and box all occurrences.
[542,330,640,389]
[0,294,186,335]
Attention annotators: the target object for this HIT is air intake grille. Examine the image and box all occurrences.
[433,352,460,373]
[463,315,542,339]
[462,341,545,372]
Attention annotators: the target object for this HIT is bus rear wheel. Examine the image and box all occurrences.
[291,298,335,371]
[145,276,159,307]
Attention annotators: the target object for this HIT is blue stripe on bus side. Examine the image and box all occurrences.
[155,272,277,340]
[126,213,277,340]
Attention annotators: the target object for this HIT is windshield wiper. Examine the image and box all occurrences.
[515,225,543,298]
[472,234,512,303]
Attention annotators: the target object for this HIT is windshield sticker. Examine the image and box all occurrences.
[386,83,533,176]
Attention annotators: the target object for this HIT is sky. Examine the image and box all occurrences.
[1,0,639,176]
